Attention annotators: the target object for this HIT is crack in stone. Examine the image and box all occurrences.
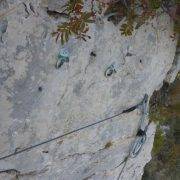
[0,166,49,178]
[59,144,111,161]
[0,169,20,175]
[83,173,95,180]
[57,84,68,106]
[59,135,135,161]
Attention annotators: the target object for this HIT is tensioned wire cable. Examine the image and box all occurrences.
[0,101,141,161]
[0,0,148,165]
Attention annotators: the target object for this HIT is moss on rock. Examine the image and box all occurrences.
[143,78,180,180]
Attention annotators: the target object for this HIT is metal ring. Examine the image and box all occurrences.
[55,60,64,69]
[105,65,116,77]
[130,134,147,158]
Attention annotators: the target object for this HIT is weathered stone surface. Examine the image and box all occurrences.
[165,47,180,83]
[0,0,178,179]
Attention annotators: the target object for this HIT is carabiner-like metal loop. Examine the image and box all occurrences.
[55,59,64,69]
[139,94,149,130]
[130,131,147,158]
[105,64,116,77]
[129,94,149,158]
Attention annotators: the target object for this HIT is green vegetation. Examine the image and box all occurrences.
[51,0,180,45]
[52,0,94,45]
[152,127,165,155]
[143,79,180,180]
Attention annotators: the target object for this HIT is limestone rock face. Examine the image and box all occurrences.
[165,47,180,84]
[0,0,178,179]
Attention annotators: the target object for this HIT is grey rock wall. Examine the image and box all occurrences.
[0,0,178,179]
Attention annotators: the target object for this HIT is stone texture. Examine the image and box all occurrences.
[0,0,178,179]
[165,47,180,83]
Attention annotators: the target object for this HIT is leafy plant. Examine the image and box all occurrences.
[51,0,180,45]
[149,0,162,9]
[120,22,134,35]
[52,0,94,45]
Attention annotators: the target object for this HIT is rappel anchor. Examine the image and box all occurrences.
[130,94,149,158]
[117,94,149,180]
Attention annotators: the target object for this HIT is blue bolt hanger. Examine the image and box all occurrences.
[56,48,70,69]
